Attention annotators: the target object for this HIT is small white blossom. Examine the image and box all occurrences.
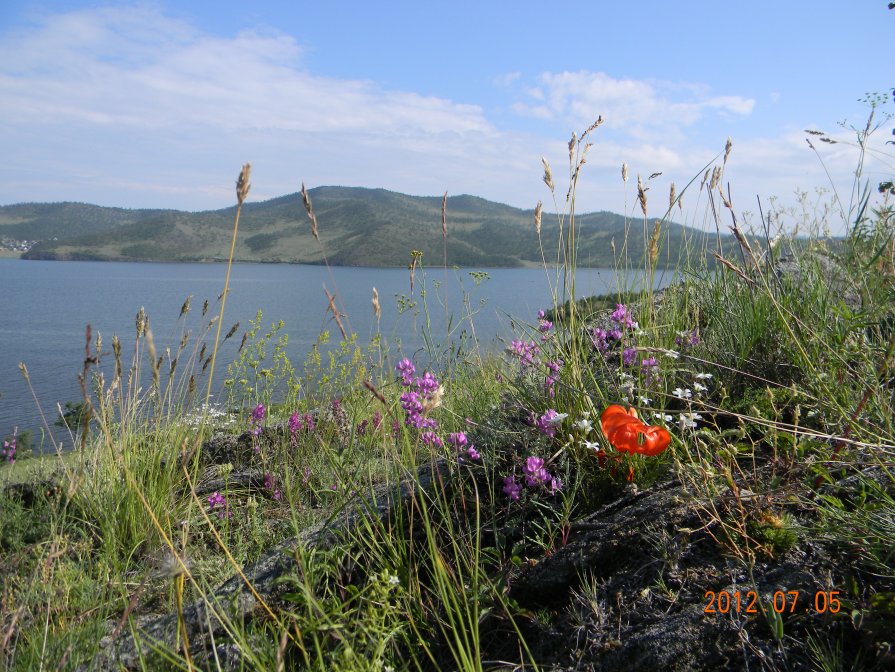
[574,418,593,433]
[653,413,673,422]
[582,440,602,451]
[678,412,703,430]
[639,396,652,405]
[693,382,707,393]
[673,387,692,399]
[695,372,713,380]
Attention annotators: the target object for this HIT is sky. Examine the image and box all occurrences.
[1,1,893,233]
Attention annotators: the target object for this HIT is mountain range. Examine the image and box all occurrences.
[1,186,722,267]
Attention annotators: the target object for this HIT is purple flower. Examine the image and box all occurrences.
[610,304,637,329]
[207,491,231,519]
[509,339,540,369]
[263,472,282,500]
[1,436,16,463]
[420,431,443,448]
[248,403,265,438]
[503,475,522,501]
[465,447,481,461]
[549,476,563,495]
[251,403,265,422]
[534,409,561,437]
[447,432,469,448]
[396,358,416,386]
[622,347,637,366]
[288,411,302,434]
[641,357,660,386]
[523,456,551,487]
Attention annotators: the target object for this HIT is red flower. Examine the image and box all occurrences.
[600,405,671,457]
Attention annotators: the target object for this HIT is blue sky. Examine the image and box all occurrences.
[1,1,892,232]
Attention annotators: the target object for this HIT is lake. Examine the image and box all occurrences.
[0,259,671,450]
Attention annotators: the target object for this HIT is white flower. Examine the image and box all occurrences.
[574,418,593,433]
[695,372,713,380]
[387,574,400,586]
[654,413,673,422]
[545,412,568,426]
[639,396,652,405]
[693,382,708,393]
[582,440,602,451]
[678,412,703,430]
[673,387,692,399]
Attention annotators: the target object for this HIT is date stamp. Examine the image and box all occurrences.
[704,590,841,615]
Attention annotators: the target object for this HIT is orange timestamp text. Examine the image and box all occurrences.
[704,590,841,615]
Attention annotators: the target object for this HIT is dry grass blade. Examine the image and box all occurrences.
[301,182,319,241]
[648,219,662,267]
[324,287,347,340]
[441,191,447,239]
[713,252,755,285]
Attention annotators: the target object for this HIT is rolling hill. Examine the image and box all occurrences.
[2,187,722,267]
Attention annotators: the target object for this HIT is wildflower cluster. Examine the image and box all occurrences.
[288,411,316,435]
[447,431,480,461]
[503,456,562,501]
[537,309,553,342]
[396,359,441,430]
[1,435,16,463]
[207,491,231,519]
[533,409,566,438]
[508,339,540,369]
[590,303,638,355]
[248,403,265,437]
[263,472,282,500]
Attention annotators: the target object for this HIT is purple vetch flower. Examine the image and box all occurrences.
[263,472,282,500]
[248,403,265,439]
[675,329,701,349]
[544,359,563,397]
[590,327,609,353]
[503,475,523,501]
[523,456,551,487]
[396,359,416,386]
[622,347,637,366]
[288,411,302,435]
[641,356,660,386]
[610,304,638,329]
[465,446,481,461]
[508,339,540,369]
[447,431,469,448]
[549,476,564,495]
[420,431,443,448]
[1,433,16,463]
[534,409,564,437]
[207,491,231,519]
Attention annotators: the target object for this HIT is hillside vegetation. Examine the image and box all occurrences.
[4,186,721,267]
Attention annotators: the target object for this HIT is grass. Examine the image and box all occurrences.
[1,109,894,671]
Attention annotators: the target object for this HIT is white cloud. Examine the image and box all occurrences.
[0,6,493,136]
[511,70,755,142]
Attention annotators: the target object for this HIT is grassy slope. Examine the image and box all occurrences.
[6,187,721,268]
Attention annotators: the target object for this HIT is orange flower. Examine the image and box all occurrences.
[600,405,671,457]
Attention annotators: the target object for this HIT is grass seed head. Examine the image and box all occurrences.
[534,201,542,235]
[541,157,555,192]
[236,163,252,206]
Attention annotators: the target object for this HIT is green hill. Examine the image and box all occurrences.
[3,187,720,267]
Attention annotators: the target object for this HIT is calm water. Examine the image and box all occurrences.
[0,259,669,449]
